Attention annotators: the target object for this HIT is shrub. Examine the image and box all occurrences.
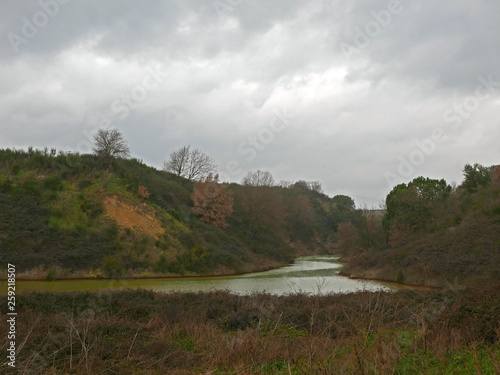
[397,270,405,283]
[43,175,64,191]
[105,223,119,240]
[0,178,13,193]
[80,199,103,219]
[22,178,41,196]
[11,164,21,175]
[453,213,463,225]
[46,268,56,281]
[176,244,212,272]
[78,179,93,190]
[154,254,169,273]
[102,256,124,277]
[138,185,150,199]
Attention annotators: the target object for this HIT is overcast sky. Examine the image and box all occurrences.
[1,0,499,207]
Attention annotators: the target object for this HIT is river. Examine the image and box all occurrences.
[10,256,392,295]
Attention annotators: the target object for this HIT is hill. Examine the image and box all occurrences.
[339,165,500,287]
[0,148,353,279]
[1,147,499,287]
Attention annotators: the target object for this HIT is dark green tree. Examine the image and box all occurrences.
[383,177,451,234]
[331,195,356,211]
[327,195,358,232]
[461,163,492,193]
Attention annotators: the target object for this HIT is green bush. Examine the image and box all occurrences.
[0,178,13,193]
[22,178,41,196]
[78,178,93,189]
[154,254,169,273]
[80,198,103,219]
[46,268,56,281]
[43,175,64,191]
[11,164,21,175]
[48,218,60,228]
[176,244,212,272]
[453,213,463,225]
[102,256,124,277]
[397,270,405,283]
[105,223,119,239]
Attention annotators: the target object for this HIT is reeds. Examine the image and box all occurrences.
[0,286,499,374]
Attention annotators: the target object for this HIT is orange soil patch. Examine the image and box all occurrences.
[102,196,164,238]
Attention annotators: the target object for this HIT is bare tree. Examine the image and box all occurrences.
[186,148,216,180]
[163,145,216,181]
[309,181,323,194]
[242,170,275,187]
[92,129,130,159]
[163,145,190,177]
[278,180,293,188]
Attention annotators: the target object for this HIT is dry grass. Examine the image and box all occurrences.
[0,286,499,374]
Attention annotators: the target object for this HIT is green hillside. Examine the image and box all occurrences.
[0,148,353,279]
[1,147,499,287]
[339,165,500,287]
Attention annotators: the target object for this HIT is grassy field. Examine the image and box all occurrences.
[1,284,499,374]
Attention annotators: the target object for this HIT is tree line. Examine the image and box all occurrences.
[91,128,333,231]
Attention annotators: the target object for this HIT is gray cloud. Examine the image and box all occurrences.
[1,0,499,207]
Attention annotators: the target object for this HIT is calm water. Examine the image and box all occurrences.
[9,256,392,295]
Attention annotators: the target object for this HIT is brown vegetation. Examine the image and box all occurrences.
[1,286,499,374]
[191,173,234,229]
[0,149,346,278]
[137,185,150,199]
[494,165,500,183]
[339,165,500,287]
[240,186,287,240]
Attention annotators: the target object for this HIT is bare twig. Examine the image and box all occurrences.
[127,328,140,361]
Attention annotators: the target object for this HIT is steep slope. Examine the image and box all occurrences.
[102,196,163,238]
[340,171,500,287]
[0,148,340,279]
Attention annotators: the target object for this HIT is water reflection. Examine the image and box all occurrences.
[145,256,391,295]
[13,256,392,295]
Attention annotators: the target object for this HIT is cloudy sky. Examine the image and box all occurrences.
[1,0,499,207]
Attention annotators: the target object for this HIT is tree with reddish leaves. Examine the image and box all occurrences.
[137,185,150,199]
[493,165,500,183]
[191,173,233,229]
